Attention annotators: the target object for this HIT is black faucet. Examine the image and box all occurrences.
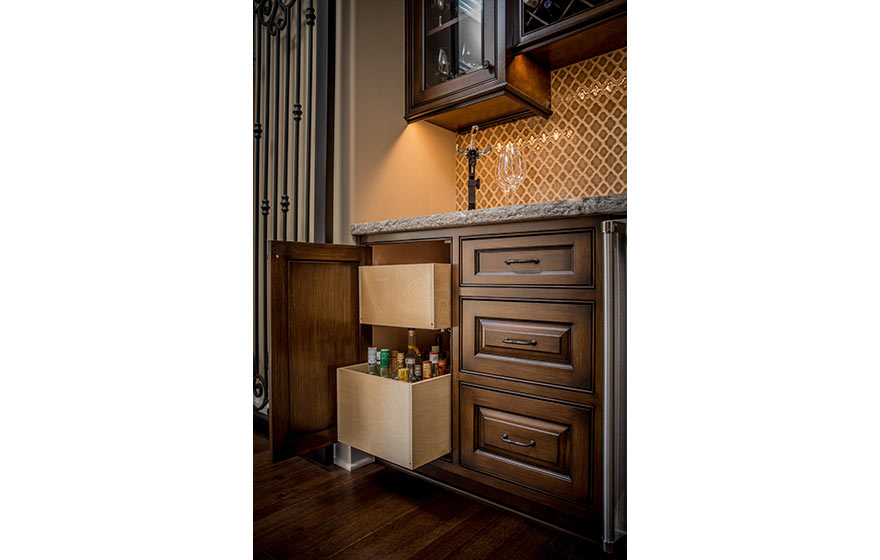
[456,125,492,210]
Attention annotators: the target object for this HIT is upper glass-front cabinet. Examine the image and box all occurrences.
[405,0,550,132]
[405,0,624,131]
[409,0,497,110]
[423,0,485,89]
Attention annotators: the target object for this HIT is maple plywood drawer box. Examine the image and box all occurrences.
[336,364,452,470]
[359,264,451,330]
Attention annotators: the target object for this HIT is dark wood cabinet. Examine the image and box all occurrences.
[267,242,370,463]
[405,0,551,132]
[404,1,626,131]
[268,214,624,544]
[512,0,627,70]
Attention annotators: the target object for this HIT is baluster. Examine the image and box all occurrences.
[261,6,272,390]
[293,1,303,242]
[304,0,315,242]
[253,8,263,409]
[314,0,335,243]
[280,1,293,240]
[272,11,281,241]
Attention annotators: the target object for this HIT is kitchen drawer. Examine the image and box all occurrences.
[359,264,451,329]
[462,299,594,391]
[337,363,451,470]
[461,231,593,287]
[460,384,593,505]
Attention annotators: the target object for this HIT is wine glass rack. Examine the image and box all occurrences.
[522,0,615,35]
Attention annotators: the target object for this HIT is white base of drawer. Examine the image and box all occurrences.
[332,443,375,471]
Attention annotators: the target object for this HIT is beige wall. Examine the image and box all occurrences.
[336,0,458,241]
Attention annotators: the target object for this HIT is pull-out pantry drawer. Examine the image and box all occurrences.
[337,363,451,470]
[462,298,594,391]
[461,231,593,287]
[359,264,451,329]
[460,384,594,505]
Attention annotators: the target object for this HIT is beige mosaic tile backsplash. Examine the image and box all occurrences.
[455,47,627,210]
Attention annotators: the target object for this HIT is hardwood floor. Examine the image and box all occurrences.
[254,435,623,559]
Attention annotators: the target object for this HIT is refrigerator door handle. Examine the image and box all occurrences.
[602,219,627,552]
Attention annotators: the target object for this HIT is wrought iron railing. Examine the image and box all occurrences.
[254,0,335,420]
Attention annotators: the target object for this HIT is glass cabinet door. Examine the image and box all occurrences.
[423,0,485,89]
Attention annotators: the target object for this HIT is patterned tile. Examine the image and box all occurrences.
[455,48,627,210]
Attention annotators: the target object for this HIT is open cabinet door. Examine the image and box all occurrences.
[268,241,370,463]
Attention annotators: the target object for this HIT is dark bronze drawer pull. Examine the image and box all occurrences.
[502,337,537,346]
[502,434,535,447]
[504,258,540,265]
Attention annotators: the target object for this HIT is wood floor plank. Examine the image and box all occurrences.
[437,513,530,560]
[259,469,442,559]
[254,455,383,521]
[254,433,270,453]
[252,435,620,559]
[253,434,271,468]
[547,532,615,560]
[327,489,486,559]
[486,522,603,560]
[485,525,557,560]
[403,507,519,560]
[255,466,390,554]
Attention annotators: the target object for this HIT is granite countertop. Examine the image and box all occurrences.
[351,193,626,236]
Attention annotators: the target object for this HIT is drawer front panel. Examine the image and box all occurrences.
[477,408,569,473]
[461,384,593,505]
[461,231,593,286]
[462,299,594,391]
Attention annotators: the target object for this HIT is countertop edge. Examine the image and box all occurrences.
[351,194,627,236]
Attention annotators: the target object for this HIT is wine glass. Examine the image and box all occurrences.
[496,143,524,206]
[438,48,450,80]
[434,0,446,26]
[496,149,510,205]
[460,42,472,72]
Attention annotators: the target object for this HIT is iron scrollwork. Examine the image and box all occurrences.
[256,0,297,35]
[254,354,268,411]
